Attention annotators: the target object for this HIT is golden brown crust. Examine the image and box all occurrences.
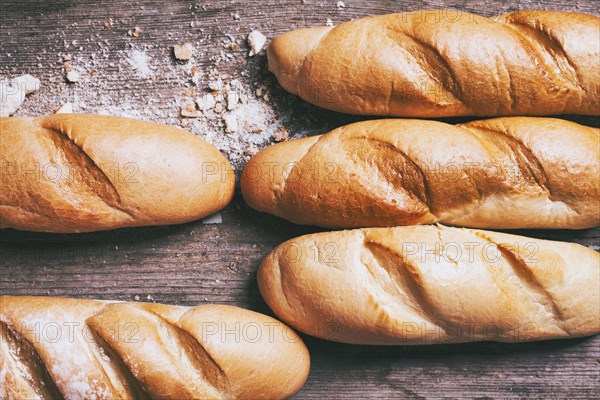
[0,114,235,233]
[258,225,600,345]
[268,10,600,117]
[241,117,600,229]
[0,296,310,400]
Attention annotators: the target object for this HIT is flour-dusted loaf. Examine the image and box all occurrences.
[241,117,600,229]
[268,10,600,117]
[0,296,310,399]
[258,225,600,345]
[0,114,235,232]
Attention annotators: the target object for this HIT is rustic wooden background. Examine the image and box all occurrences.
[1,1,599,398]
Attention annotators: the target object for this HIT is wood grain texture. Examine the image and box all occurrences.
[1,1,599,398]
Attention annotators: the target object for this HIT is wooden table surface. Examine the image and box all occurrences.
[1,1,599,398]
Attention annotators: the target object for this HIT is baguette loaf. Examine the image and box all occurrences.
[258,225,600,345]
[0,115,235,232]
[268,10,600,117]
[241,117,600,229]
[0,296,310,399]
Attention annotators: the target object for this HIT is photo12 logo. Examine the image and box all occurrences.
[400,240,539,265]
[243,161,340,184]
[200,321,300,344]
[201,161,235,183]
[12,321,139,344]
[397,8,541,24]
[0,161,139,184]
[279,240,340,266]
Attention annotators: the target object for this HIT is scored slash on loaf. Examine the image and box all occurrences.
[258,225,600,345]
[268,10,600,117]
[241,117,600,230]
[0,114,235,232]
[0,296,310,399]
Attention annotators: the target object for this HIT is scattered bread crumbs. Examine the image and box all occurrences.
[173,43,193,61]
[3,23,346,170]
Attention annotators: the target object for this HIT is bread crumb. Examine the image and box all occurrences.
[337,1,345,8]
[55,102,74,114]
[208,78,223,92]
[273,127,289,142]
[0,74,40,117]
[181,102,199,118]
[202,212,223,224]
[247,30,266,56]
[12,74,41,94]
[173,43,193,61]
[244,144,259,156]
[128,26,143,37]
[64,62,81,82]
[325,18,334,26]
[223,113,238,132]
[196,94,216,111]
[190,66,202,86]
[227,90,238,110]
[66,70,80,83]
